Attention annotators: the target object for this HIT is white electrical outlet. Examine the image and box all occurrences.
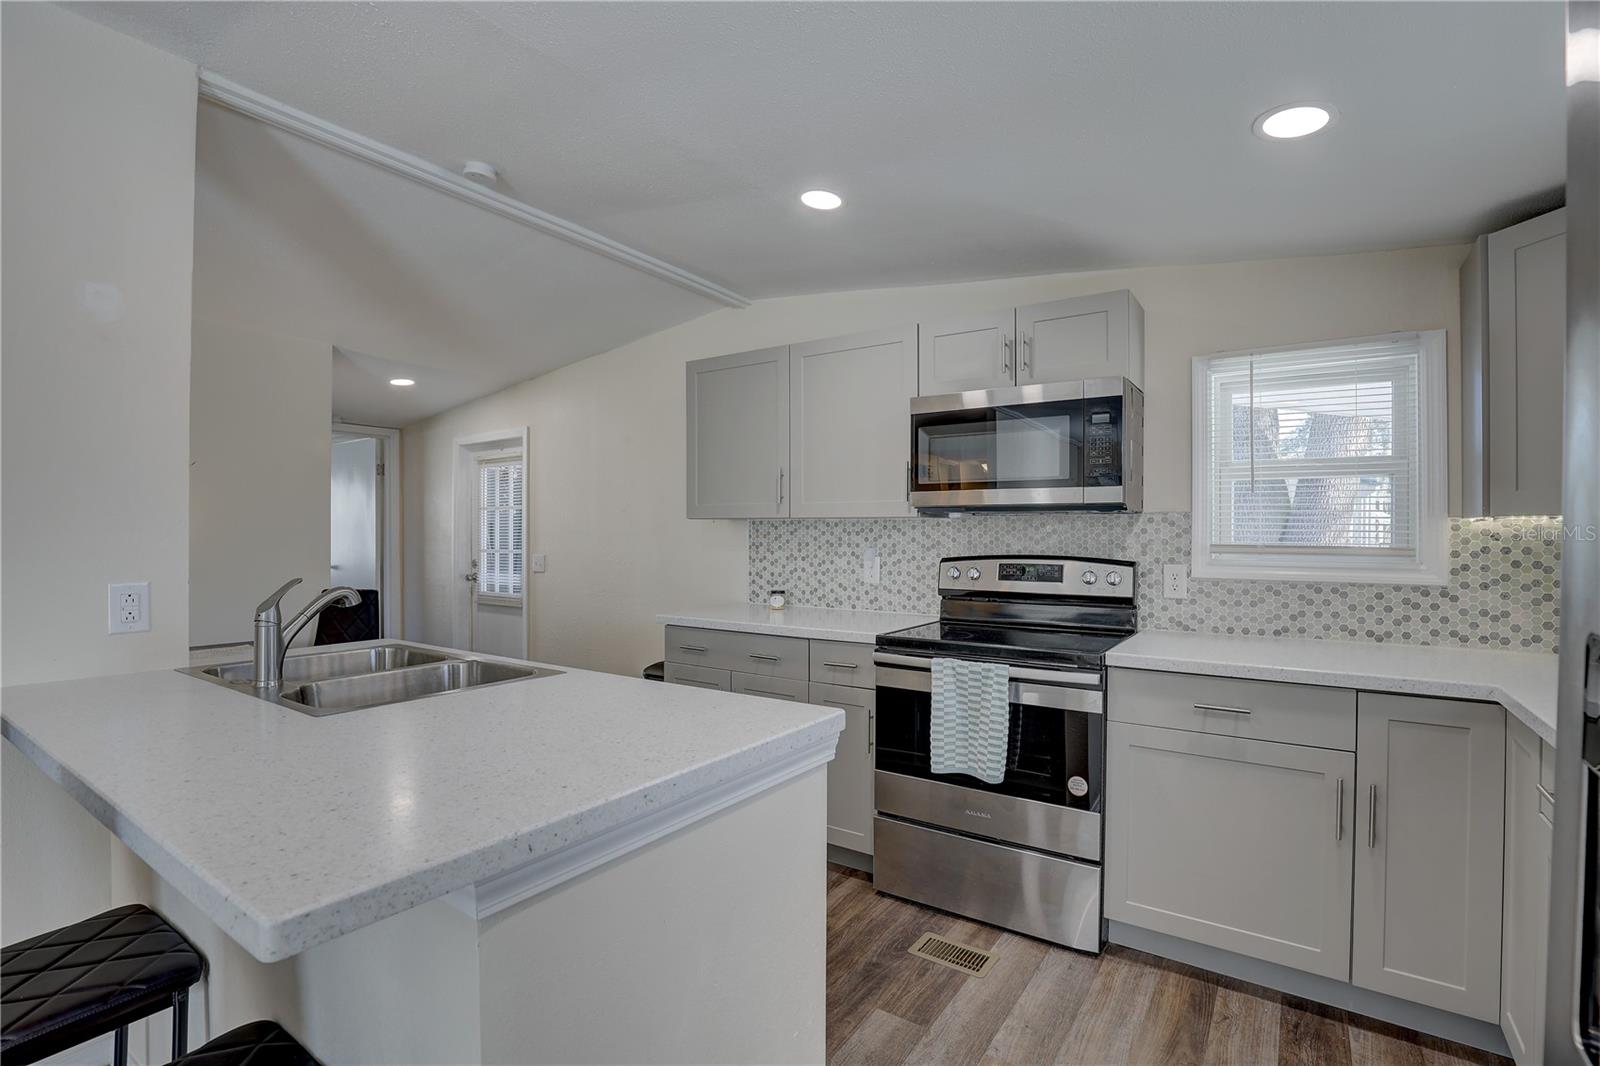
[1162,565,1189,600]
[530,554,548,574]
[862,547,881,585]
[107,582,150,633]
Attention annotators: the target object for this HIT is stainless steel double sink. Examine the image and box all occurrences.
[180,643,561,716]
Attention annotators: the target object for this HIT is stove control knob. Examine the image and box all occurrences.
[1081,570,1098,586]
[1105,571,1123,587]
[947,566,961,580]
[968,567,982,581]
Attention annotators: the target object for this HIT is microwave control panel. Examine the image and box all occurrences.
[1083,399,1123,486]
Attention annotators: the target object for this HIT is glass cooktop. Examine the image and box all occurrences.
[876,621,1130,670]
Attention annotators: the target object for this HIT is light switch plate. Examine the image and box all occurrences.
[1162,565,1189,600]
[108,582,150,633]
[530,554,548,574]
[863,547,881,584]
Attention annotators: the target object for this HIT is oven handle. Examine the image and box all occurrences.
[874,663,1102,714]
[873,652,1103,688]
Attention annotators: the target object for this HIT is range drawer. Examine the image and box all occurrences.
[663,662,731,691]
[874,816,1101,952]
[665,625,808,680]
[730,672,810,702]
[809,640,876,688]
[1109,667,1355,751]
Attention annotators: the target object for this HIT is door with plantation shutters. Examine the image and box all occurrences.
[1191,331,1448,584]
[469,452,525,657]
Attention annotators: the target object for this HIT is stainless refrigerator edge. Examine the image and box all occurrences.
[1548,3,1600,1062]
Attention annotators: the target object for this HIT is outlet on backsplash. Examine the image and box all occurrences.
[1163,565,1189,599]
[863,547,881,585]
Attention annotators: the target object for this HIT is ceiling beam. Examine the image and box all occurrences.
[196,70,751,309]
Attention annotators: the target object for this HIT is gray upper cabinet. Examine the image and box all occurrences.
[1462,208,1567,516]
[685,346,790,518]
[916,309,1015,394]
[790,326,917,517]
[1351,693,1505,1022]
[1017,290,1144,388]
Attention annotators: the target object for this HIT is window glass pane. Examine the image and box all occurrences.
[477,459,524,597]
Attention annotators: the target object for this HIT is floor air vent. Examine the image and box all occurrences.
[908,932,996,977]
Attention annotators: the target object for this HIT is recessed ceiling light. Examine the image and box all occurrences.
[800,189,843,211]
[1253,103,1335,140]
[389,378,415,387]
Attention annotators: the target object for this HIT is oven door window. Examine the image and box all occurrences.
[875,682,1102,810]
[912,398,1084,493]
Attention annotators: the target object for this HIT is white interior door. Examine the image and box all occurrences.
[460,445,527,659]
[330,435,380,592]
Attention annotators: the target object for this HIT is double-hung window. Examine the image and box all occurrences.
[1192,331,1447,584]
[476,455,524,603]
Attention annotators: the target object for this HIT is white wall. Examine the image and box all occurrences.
[405,245,1466,676]
[190,317,333,645]
[1,0,197,955]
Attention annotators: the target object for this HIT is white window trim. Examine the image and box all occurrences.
[1190,330,1449,585]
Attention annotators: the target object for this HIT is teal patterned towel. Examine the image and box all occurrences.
[930,657,1011,784]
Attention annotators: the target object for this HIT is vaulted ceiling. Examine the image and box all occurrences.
[74,1,1568,423]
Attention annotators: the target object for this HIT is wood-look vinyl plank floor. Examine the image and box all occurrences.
[825,864,1508,1066]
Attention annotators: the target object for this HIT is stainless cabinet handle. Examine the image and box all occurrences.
[1537,783,1556,807]
[745,687,793,698]
[1020,334,1031,379]
[1335,778,1344,841]
[777,467,785,508]
[1367,784,1378,849]
[1194,703,1252,716]
[869,709,875,754]
[821,661,859,670]
[680,678,721,689]
[1002,335,1013,377]
[748,653,782,662]
[678,644,708,653]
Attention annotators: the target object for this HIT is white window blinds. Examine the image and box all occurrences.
[477,458,524,599]
[1203,337,1423,557]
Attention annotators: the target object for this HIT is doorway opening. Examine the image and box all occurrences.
[453,428,529,659]
[330,423,402,638]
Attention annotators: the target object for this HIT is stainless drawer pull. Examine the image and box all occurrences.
[1536,783,1556,807]
[1367,784,1378,849]
[1193,703,1252,716]
[1335,778,1344,842]
[681,678,721,689]
[678,644,708,653]
[745,687,793,699]
[821,661,859,670]
[747,653,782,662]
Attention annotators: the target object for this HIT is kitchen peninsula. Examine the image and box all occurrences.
[0,640,843,1065]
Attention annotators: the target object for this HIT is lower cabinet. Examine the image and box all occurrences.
[811,683,875,854]
[1501,715,1554,1064]
[1352,693,1505,1022]
[1105,722,1355,980]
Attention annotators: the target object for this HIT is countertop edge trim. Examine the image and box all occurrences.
[472,733,837,920]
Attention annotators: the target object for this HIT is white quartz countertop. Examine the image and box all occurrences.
[657,603,937,643]
[1106,631,1559,746]
[0,642,843,963]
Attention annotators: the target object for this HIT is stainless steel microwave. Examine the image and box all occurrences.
[908,378,1143,512]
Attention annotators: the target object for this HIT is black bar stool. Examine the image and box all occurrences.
[1,904,204,1066]
[170,1020,321,1066]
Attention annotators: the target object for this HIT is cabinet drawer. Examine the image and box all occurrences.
[663,662,731,691]
[1109,668,1355,750]
[665,625,808,680]
[809,640,876,688]
[730,672,810,702]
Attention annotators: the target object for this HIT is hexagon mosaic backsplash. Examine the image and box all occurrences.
[748,513,1564,651]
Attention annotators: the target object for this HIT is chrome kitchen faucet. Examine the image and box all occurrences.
[252,578,361,688]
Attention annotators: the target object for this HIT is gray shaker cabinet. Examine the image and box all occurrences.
[1017,290,1144,388]
[1351,693,1505,1022]
[1500,714,1554,1064]
[685,345,791,518]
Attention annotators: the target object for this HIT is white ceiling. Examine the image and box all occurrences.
[192,101,719,425]
[77,1,1567,422]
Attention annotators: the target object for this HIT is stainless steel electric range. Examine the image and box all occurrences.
[871,555,1136,953]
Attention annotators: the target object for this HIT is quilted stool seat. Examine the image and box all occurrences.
[170,1020,322,1066]
[1,904,204,1066]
